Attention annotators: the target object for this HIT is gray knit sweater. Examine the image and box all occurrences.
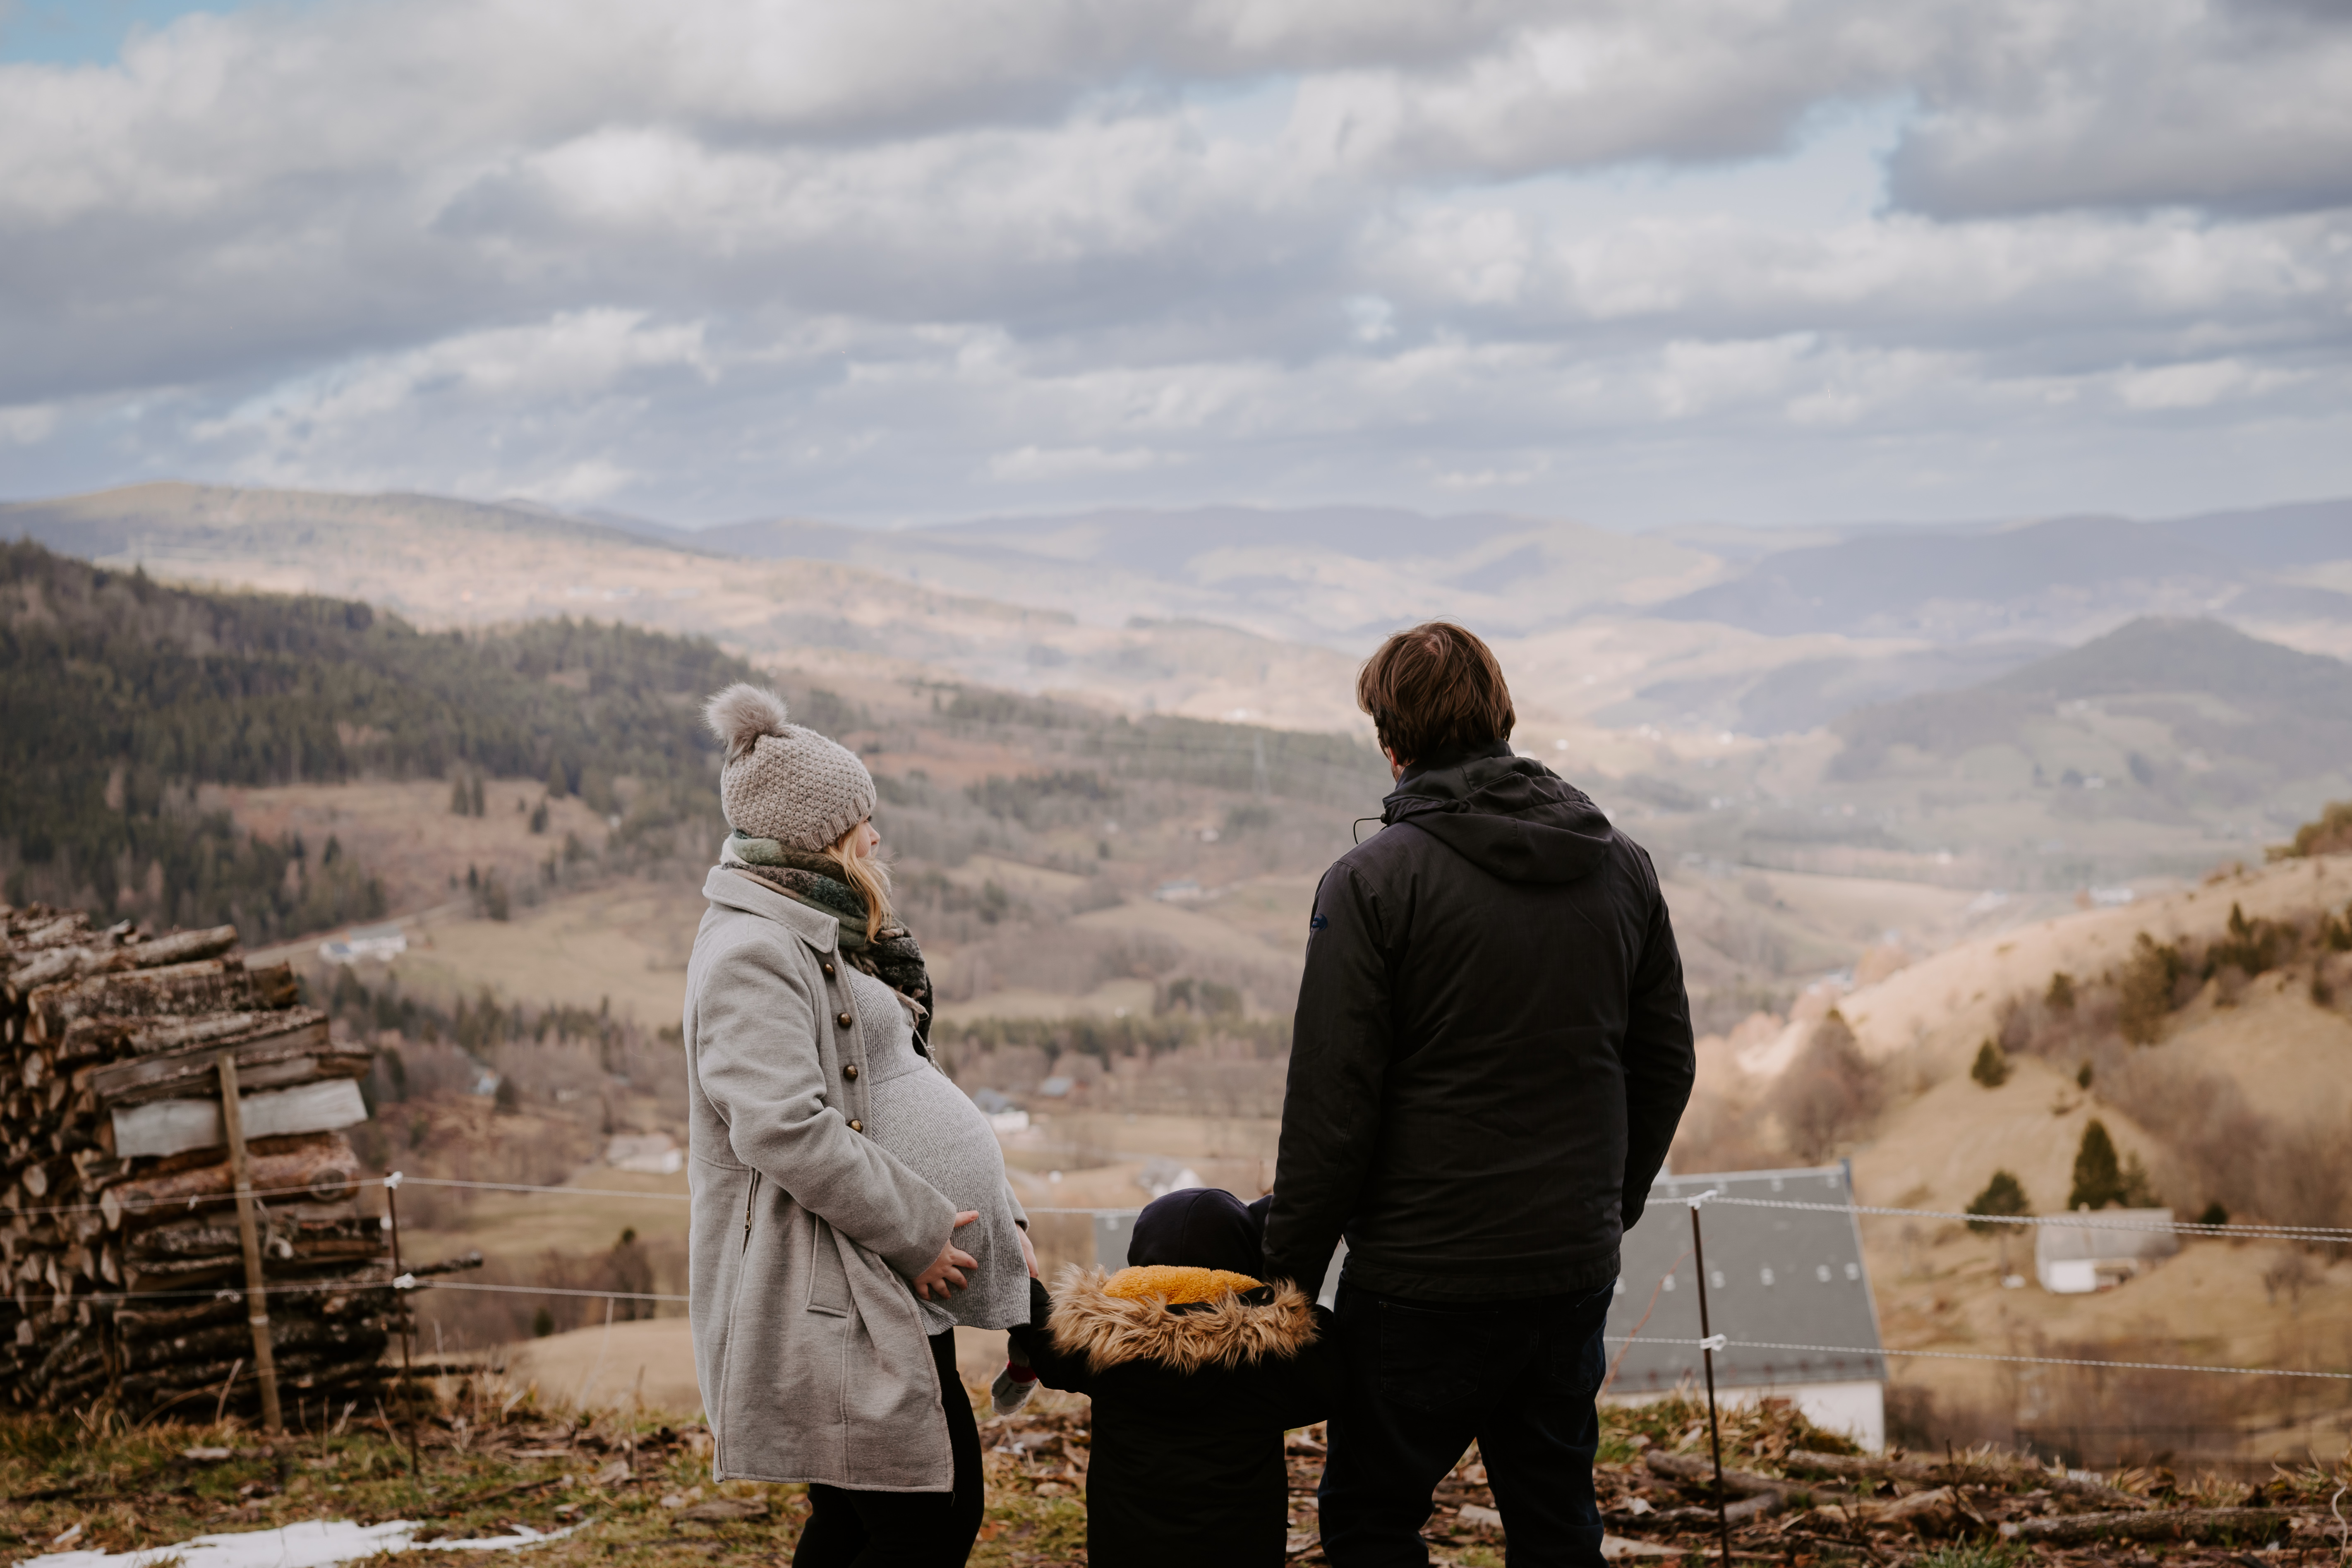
[846,967,1031,1333]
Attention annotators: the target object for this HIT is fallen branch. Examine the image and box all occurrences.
[2001,1507,2294,1546]
[1644,1451,1785,1498]
[1784,1448,2146,1510]
[1611,1492,1787,1530]
[443,1472,571,1512]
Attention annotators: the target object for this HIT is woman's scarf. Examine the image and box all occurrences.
[722,832,935,1051]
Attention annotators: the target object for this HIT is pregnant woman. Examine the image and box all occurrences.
[685,684,1034,1567]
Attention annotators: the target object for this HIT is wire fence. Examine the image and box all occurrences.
[29,1170,2350,1386]
[1614,1336,2352,1381]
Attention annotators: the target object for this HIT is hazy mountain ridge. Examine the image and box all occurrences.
[1650,504,2352,645]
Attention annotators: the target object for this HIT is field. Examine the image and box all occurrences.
[8,1377,2344,1568]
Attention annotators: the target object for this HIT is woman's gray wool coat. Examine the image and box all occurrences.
[684,866,959,1490]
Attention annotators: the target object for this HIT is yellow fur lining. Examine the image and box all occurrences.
[1101,1265,1263,1304]
[1048,1264,1318,1374]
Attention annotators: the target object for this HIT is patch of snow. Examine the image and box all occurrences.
[22,1518,577,1568]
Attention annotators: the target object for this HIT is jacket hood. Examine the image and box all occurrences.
[1382,743,1614,885]
[1129,1187,1264,1277]
[1048,1264,1318,1374]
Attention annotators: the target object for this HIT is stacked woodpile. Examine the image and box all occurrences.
[1,901,423,1419]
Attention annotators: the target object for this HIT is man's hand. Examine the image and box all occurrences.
[1016,1222,1041,1280]
[913,1210,981,1299]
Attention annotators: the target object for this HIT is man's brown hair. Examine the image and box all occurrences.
[1356,621,1515,765]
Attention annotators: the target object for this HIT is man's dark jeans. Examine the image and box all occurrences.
[1319,1277,1617,1568]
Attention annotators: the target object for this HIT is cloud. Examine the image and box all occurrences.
[0,403,57,445]
[1889,0,2352,217]
[0,0,2349,525]
[2115,358,2297,412]
[986,444,1175,482]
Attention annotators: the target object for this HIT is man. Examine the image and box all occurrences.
[1263,621,1695,1568]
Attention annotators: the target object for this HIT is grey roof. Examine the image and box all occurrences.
[2034,1208,2178,1265]
[1604,1165,1885,1395]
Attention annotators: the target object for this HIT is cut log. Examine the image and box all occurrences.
[85,1019,356,1108]
[29,961,296,1043]
[2003,1508,2293,1546]
[111,1078,369,1160]
[126,1207,367,1261]
[6,946,130,994]
[125,927,241,969]
[61,1007,320,1062]
[102,1134,360,1229]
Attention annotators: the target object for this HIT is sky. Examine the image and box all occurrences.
[2,0,2350,530]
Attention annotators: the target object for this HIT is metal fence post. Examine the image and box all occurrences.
[1686,1192,1730,1568]
[386,1171,421,1476]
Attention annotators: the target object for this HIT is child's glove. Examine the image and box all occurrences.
[991,1361,1038,1416]
[992,1339,1039,1415]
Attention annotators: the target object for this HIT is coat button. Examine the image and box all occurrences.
[837,1011,852,1028]
[844,1064,859,1080]
[848,1119,863,1133]
[822,961,836,978]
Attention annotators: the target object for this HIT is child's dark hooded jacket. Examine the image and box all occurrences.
[1009,1189,1338,1568]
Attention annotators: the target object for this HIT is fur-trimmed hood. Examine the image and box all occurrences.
[1047,1264,1319,1374]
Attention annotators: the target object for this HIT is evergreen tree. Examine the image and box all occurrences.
[1967,1170,2031,1232]
[2069,1119,2125,1210]
[1970,1039,2009,1088]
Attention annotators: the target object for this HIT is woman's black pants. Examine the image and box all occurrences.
[791,1329,985,1568]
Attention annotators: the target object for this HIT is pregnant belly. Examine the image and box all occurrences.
[868,1075,1007,1205]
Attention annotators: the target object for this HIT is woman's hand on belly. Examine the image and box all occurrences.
[913,1210,981,1299]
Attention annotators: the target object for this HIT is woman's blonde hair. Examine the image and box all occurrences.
[825,822,896,945]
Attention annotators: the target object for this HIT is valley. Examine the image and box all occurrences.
[6,482,2352,1467]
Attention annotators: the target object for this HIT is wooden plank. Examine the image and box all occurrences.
[220,1052,285,1433]
[110,1079,368,1160]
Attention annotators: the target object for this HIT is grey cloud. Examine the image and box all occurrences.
[1889,1,2352,216]
[2,0,2352,526]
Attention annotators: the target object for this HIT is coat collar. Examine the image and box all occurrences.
[702,865,839,952]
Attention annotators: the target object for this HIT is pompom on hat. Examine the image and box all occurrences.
[702,683,877,853]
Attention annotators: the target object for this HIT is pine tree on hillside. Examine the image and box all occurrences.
[1967,1170,2031,1232]
[2069,1119,2125,1210]
[1970,1039,2009,1088]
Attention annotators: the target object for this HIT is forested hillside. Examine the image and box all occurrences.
[0,540,759,935]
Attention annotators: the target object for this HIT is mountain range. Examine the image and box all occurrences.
[7,481,2350,883]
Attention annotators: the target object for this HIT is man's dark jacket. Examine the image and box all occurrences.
[1262,741,1696,1301]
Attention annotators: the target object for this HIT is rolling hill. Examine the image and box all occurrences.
[0,539,759,936]
[1830,617,2352,803]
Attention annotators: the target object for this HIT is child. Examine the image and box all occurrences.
[1005,1187,1339,1568]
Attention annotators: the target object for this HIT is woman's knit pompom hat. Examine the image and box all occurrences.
[703,683,876,853]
